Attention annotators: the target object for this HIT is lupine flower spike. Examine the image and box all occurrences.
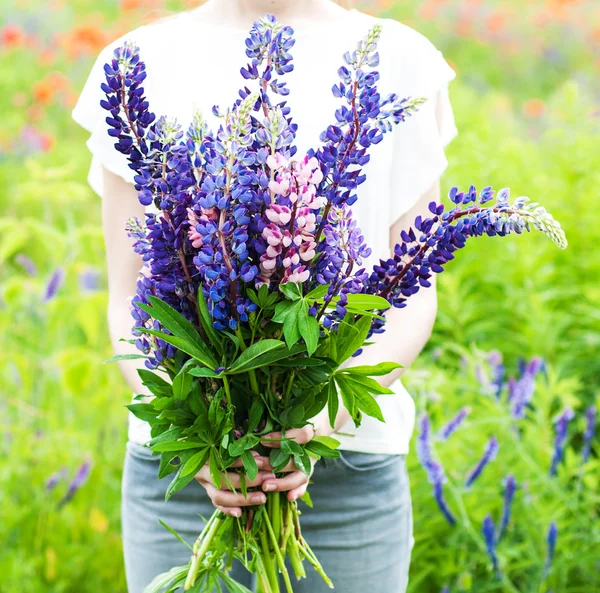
[544,521,558,578]
[497,474,517,541]
[437,407,471,441]
[549,407,574,476]
[466,435,499,487]
[582,405,596,463]
[416,413,456,525]
[482,515,501,577]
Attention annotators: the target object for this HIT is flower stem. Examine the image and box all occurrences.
[263,507,294,593]
[184,512,224,590]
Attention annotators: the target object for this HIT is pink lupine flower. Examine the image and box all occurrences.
[268,176,291,196]
[266,204,292,225]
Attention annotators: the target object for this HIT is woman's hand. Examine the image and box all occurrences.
[259,424,319,502]
[194,453,275,518]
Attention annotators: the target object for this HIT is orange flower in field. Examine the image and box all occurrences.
[523,99,546,118]
[26,104,44,122]
[120,0,145,10]
[32,79,55,105]
[487,12,505,34]
[46,71,70,92]
[61,23,109,58]
[38,48,57,68]
[40,132,56,152]
[1,24,25,48]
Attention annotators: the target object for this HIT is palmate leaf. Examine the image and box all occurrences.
[180,448,210,478]
[327,380,339,429]
[342,373,395,395]
[227,339,286,374]
[172,368,193,401]
[138,368,173,397]
[297,301,320,356]
[339,362,403,376]
[136,297,218,367]
[196,285,224,356]
[241,449,259,481]
[125,402,158,423]
[334,315,372,365]
[134,327,217,369]
[326,293,391,312]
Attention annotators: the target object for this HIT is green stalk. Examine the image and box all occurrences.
[222,374,233,407]
[255,553,273,593]
[270,492,282,542]
[283,370,296,406]
[287,536,306,580]
[259,527,279,592]
[298,537,333,588]
[235,326,260,394]
[184,513,224,590]
[263,508,294,593]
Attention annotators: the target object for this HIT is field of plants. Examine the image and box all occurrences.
[1,0,598,591]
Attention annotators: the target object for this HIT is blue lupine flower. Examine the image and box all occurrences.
[466,436,499,487]
[58,459,92,508]
[78,267,101,292]
[482,515,500,577]
[544,521,558,578]
[416,413,456,525]
[437,407,471,441]
[508,356,544,419]
[45,467,68,491]
[497,474,517,540]
[43,267,65,302]
[582,405,596,463]
[15,253,38,276]
[550,407,574,476]
[440,587,450,593]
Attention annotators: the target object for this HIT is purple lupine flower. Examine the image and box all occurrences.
[482,515,500,577]
[78,267,101,292]
[544,521,558,577]
[45,467,68,491]
[488,350,505,398]
[363,187,566,339]
[42,267,65,302]
[508,356,544,419]
[497,474,517,540]
[57,459,92,507]
[441,587,450,593]
[582,405,596,463]
[437,407,471,441]
[15,253,38,276]
[550,407,574,476]
[416,413,456,525]
[466,436,499,487]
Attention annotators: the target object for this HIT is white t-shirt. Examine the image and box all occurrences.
[71,7,458,455]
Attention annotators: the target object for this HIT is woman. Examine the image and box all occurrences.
[71,0,458,591]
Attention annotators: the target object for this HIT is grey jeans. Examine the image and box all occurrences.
[121,441,414,593]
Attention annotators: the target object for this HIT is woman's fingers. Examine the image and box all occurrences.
[261,425,315,448]
[202,480,268,509]
[261,470,309,500]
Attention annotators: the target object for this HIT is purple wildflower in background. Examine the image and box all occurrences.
[441,587,450,593]
[45,467,68,491]
[58,458,92,508]
[15,253,38,276]
[416,413,456,525]
[42,267,65,302]
[78,267,101,292]
[497,474,517,540]
[508,356,544,419]
[550,407,574,476]
[482,515,500,577]
[466,436,499,487]
[544,521,558,578]
[437,407,471,441]
[582,405,596,463]
[488,350,506,398]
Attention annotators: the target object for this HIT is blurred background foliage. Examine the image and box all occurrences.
[0,0,598,591]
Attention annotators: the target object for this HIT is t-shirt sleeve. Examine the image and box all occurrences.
[387,26,458,225]
[71,32,142,198]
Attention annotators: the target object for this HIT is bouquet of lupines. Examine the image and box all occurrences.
[100,14,567,593]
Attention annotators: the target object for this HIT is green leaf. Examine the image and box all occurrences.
[354,389,385,422]
[275,357,325,367]
[297,302,320,356]
[180,448,210,478]
[313,435,341,449]
[272,300,295,324]
[247,400,264,433]
[187,367,221,378]
[339,362,403,376]
[305,284,329,301]
[209,450,222,489]
[300,490,313,508]
[334,376,357,418]
[241,450,259,482]
[158,519,194,552]
[138,369,173,397]
[293,448,312,475]
[197,286,224,356]
[227,339,286,374]
[279,281,303,301]
[158,452,180,479]
[281,438,303,456]
[149,426,185,447]
[103,353,147,364]
[133,327,217,368]
[327,293,391,311]
[165,467,198,501]
[269,448,290,473]
[305,441,341,459]
[125,403,157,423]
[343,373,395,395]
[153,440,207,452]
[327,381,339,429]
[172,369,193,401]
[334,315,372,365]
